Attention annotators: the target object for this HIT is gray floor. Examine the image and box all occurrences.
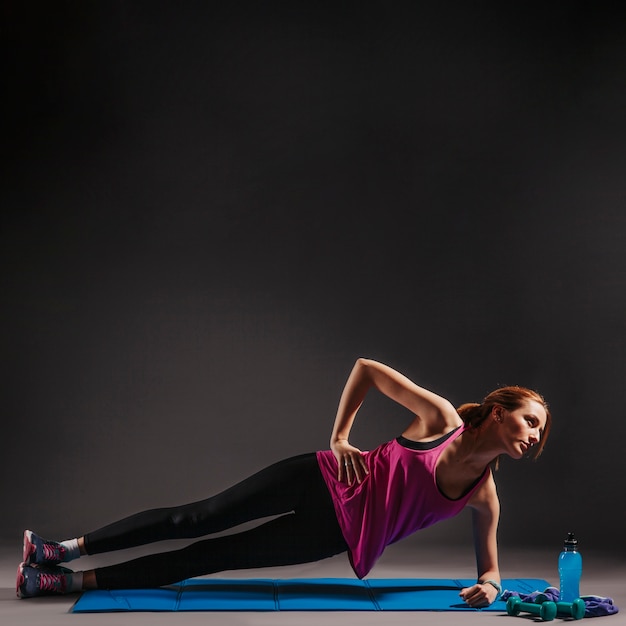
[2,540,624,626]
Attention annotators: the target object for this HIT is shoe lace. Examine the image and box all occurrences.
[39,571,65,593]
[42,543,63,562]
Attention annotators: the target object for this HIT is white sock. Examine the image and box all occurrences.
[59,538,81,562]
[66,571,84,593]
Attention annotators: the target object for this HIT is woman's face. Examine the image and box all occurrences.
[497,399,548,459]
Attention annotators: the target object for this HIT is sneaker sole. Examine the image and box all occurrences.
[16,563,26,598]
[23,530,35,566]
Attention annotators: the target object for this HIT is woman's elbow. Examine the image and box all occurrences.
[354,357,378,378]
[350,358,376,386]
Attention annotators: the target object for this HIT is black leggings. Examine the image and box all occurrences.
[84,453,348,588]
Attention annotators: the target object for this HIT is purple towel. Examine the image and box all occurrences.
[501,586,619,617]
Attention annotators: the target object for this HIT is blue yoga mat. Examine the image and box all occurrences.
[72,577,550,612]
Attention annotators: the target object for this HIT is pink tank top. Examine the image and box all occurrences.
[316,425,490,579]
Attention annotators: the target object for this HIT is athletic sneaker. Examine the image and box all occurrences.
[23,530,66,566]
[16,563,70,598]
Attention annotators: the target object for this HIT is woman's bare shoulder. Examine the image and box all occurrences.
[467,471,499,511]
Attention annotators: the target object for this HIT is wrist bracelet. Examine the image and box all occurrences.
[479,579,502,598]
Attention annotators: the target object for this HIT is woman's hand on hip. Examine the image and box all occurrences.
[331,439,369,485]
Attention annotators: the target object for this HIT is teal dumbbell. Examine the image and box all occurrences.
[506,596,557,621]
[534,593,586,620]
[555,599,585,620]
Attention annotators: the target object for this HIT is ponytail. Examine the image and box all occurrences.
[456,402,489,430]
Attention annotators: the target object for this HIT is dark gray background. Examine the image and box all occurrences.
[2,2,625,556]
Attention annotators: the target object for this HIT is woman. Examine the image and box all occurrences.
[17,358,550,608]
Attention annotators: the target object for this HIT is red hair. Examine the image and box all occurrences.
[457,386,551,461]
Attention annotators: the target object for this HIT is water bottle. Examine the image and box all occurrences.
[558,532,582,601]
